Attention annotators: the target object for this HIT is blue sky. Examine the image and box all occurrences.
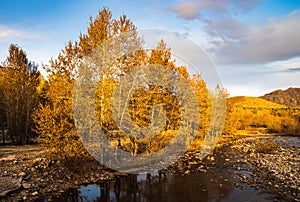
[0,0,299,96]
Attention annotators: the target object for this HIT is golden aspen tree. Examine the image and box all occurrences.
[34,8,142,160]
[35,8,214,161]
[0,44,40,144]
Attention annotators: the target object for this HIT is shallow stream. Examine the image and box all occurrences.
[51,136,299,202]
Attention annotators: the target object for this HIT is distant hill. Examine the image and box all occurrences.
[228,96,287,109]
[260,88,300,108]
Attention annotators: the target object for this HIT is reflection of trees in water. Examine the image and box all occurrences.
[58,168,236,201]
[114,176,121,200]
[110,172,235,202]
[97,181,110,202]
[55,188,80,202]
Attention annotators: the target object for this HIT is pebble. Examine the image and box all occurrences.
[22,183,31,189]
[18,171,27,177]
[32,191,38,196]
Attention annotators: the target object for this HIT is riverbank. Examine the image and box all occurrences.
[0,135,299,201]
[0,145,117,201]
[232,136,300,201]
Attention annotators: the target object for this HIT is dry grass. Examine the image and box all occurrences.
[229,96,287,109]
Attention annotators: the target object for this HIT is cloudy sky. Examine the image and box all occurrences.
[0,0,299,96]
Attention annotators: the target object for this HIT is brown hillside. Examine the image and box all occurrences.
[228,96,287,109]
[260,87,300,107]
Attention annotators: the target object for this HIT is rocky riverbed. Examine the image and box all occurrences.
[232,136,300,201]
[162,135,300,201]
[0,135,299,201]
[0,146,117,201]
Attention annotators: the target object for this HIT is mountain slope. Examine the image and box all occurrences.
[260,88,300,107]
[228,96,287,109]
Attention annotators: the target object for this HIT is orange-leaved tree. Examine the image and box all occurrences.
[34,8,143,160]
[0,44,40,145]
[34,8,213,161]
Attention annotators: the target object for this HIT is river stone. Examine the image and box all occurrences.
[22,182,31,189]
[18,171,27,177]
[32,191,38,196]
[0,177,22,197]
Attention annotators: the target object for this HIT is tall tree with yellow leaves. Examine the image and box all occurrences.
[0,44,40,144]
[35,7,213,161]
[34,8,143,160]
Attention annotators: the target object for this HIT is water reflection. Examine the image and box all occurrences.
[55,171,272,202]
[45,136,300,202]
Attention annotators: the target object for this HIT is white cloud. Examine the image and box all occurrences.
[167,0,262,20]
[0,25,53,72]
[215,10,300,64]
[203,16,249,41]
[0,25,39,41]
[166,1,300,65]
[219,63,300,97]
[266,57,300,73]
[169,2,202,19]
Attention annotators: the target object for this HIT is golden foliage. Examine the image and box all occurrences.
[0,44,40,144]
[33,8,216,161]
[223,96,300,135]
